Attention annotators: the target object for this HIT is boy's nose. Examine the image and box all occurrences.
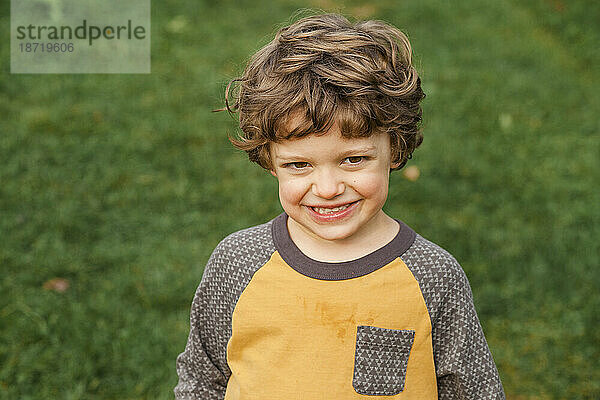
[311,171,345,199]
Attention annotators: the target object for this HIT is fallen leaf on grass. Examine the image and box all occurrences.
[92,111,103,123]
[166,16,188,34]
[43,278,70,293]
[402,165,420,181]
[499,113,512,130]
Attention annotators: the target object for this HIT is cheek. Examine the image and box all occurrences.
[354,172,389,201]
[278,178,308,206]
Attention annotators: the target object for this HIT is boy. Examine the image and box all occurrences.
[175,13,505,399]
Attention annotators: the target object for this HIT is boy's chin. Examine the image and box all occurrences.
[291,218,363,243]
[308,230,354,243]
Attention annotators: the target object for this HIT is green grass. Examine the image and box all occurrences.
[1,0,599,398]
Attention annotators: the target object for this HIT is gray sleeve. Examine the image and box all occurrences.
[174,252,228,400]
[433,260,505,399]
[402,235,505,399]
[174,221,276,399]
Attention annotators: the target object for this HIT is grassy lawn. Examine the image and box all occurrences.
[1,0,598,398]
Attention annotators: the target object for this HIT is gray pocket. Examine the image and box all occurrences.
[352,325,415,396]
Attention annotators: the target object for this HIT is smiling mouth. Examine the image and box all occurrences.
[309,201,359,215]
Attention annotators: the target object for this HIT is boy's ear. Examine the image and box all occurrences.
[270,169,277,177]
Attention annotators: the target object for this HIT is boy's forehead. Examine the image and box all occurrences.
[270,130,386,158]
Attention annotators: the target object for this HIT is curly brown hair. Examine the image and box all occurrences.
[220,13,425,171]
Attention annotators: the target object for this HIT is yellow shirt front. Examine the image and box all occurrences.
[225,251,437,399]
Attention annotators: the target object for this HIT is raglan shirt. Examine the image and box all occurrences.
[174,214,505,399]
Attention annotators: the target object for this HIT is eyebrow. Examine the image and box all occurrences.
[274,146,378,161]
[339,146,378,157]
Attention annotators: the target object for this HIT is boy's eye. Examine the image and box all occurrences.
[286,162,309,169]
[343,156,364,164]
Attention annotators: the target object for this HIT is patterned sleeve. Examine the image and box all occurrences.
[174,252,228,400]
[433,259,505,399]
[174,222,275,400]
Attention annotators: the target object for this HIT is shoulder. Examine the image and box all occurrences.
[403,233,469,285]
[202,219,277,282]
[401,232,473,316]
[212,219,275,258]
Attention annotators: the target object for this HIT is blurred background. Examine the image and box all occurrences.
[1,0,599,398]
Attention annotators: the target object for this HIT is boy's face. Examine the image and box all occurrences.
[270,120,399,244]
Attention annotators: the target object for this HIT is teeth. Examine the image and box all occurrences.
[313,204,351,214]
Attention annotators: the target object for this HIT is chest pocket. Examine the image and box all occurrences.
[352,325,415,396]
